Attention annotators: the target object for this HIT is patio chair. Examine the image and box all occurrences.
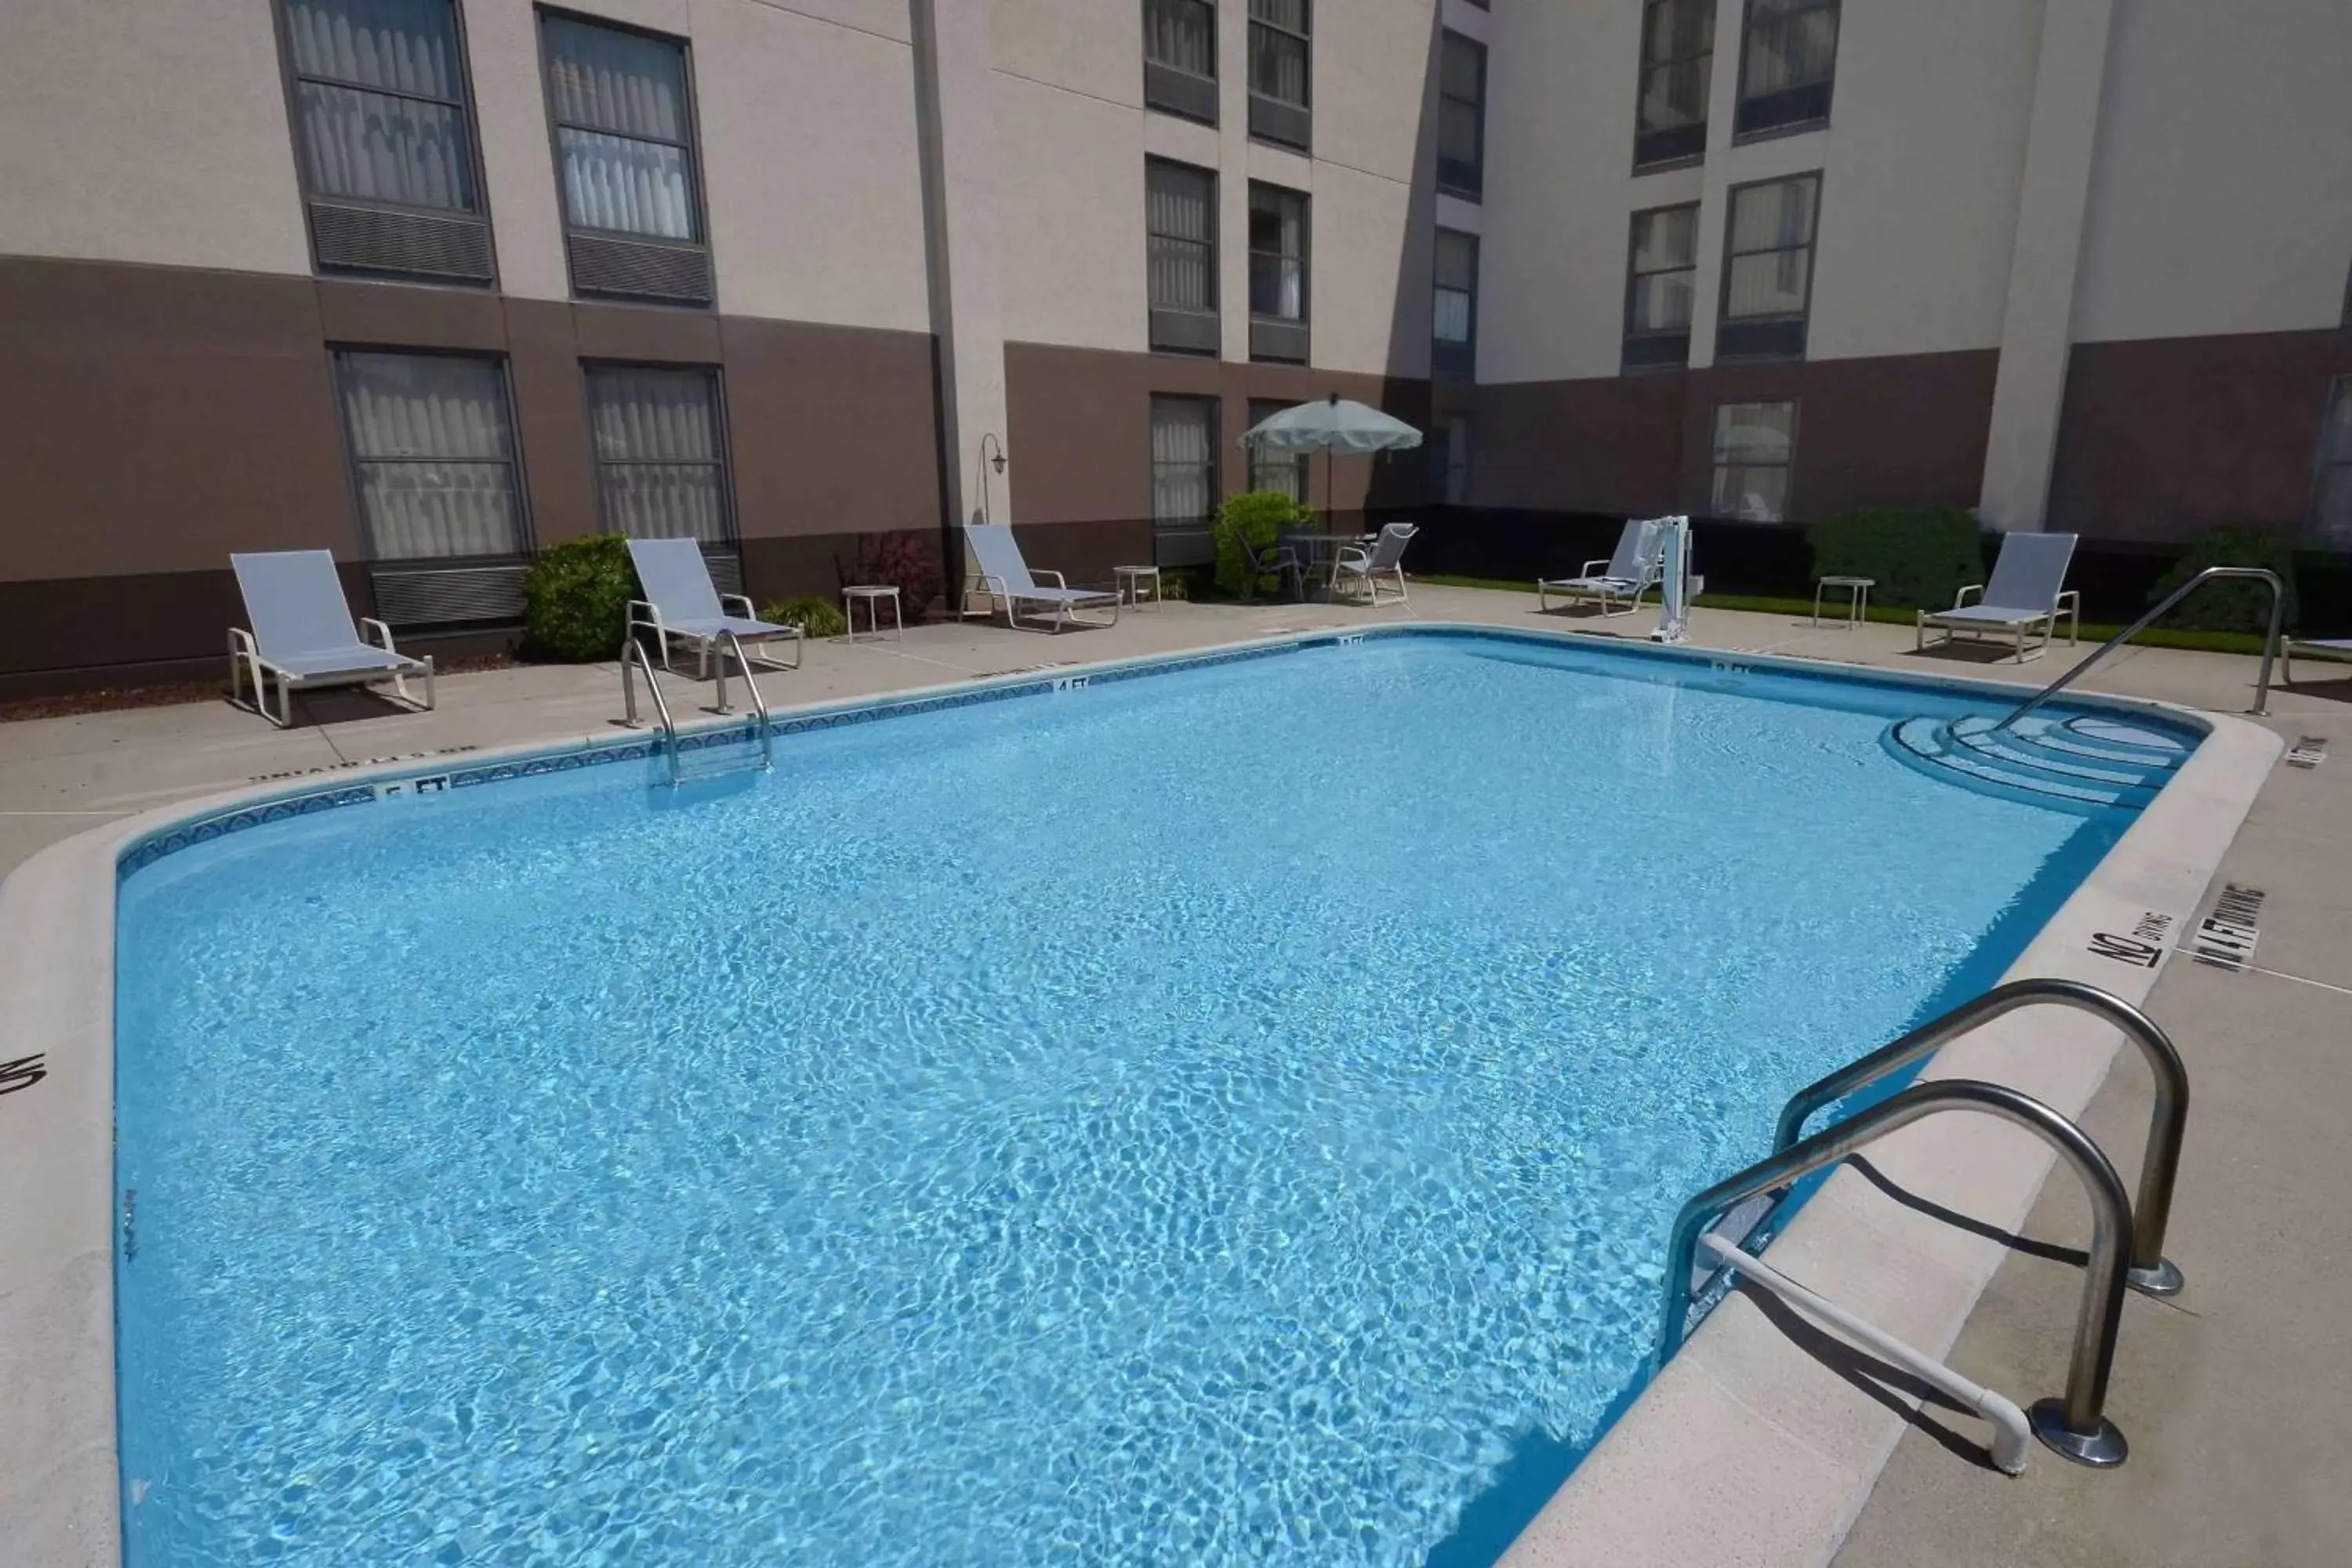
[1537,517,1669,616]
[2283,635,2352,685]
[228,550,435,728]
[1330,522,1418,607]
[958,524,1121,632]
[1237,532,1305,601]
[1917,532,2080,662]
[626,537,804,677]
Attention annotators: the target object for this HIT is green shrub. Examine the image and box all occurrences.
[759,594,848,638]
[1214,491,1314,597]
[521,534,635,662]
[1155,568,1195,603]
[1805,507,1987,612]
[2147,525,2299,634]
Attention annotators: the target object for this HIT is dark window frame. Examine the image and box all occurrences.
[1632,0,1715,171]
[536,6,716,304]
[1437,31,1487,200]
[1715,171,1821,362]
[1623,201,1700,371]
[1149,392,1224,544]
[1247,397,1309,499]
[1247,181,1310,365]
[1142,0,1220,124]
[270,0,500,284]
[1146,157,1221,355]
[1247,0,1312,149]
[580,360,742,550]
[325,344,535,564]
[1733,0,1839,142]
[1710,398,1801,523]
[1432,226,1479,380]
[2313,375,2352,543]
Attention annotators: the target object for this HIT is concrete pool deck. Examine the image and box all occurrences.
[2,585,2344,1566]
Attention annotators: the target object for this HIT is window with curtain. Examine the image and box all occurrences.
[1247,400,1307,501]
[542,14,700,242]
[1624,203,1698,368]
[282,0,477,212]
[1151,395,1220,544]
[2314,378,2352,546]
[1248,186,1307,323]
[1634,0,1715,167]
[1719,173,1819,359]
[1437,32,1486,198]
[1144,0,1216,78]
[1248,0,1309,107]
[1429,415,1471,505]
[1711,401,1798,522]
[333,351,526,561]
[1737,0,1839,137]
[1147,159,1218,352]
[1434,229,1478,345]
[585,365,735,545]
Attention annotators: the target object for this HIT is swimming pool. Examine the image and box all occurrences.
[113,630,2180,1566]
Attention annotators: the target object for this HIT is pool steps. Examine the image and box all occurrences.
[1884,713,2190,810]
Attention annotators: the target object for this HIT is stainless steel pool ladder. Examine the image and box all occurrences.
[1659,1080,2136,1468]
[1994,565,2284,729]
[708,629,775,772]
[621,623,682,786]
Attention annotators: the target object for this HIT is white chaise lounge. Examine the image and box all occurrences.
[626,537,804,676]
[959,524,1121,632]
[229,550,434,728]
[1917,532,2080,663]
[1538,517,1671,616]
[2284,636,2352,684]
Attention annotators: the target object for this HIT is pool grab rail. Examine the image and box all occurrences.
[1695,1232,2034,1475]
[1773,978,2187,1297]
[1658,1080,2136,1467]
[620,622,682,786]
[710,629,775,772]
[1994,565,2283,730]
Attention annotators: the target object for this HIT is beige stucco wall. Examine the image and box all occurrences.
[0,0,310,275]
[2072,0,2352,343]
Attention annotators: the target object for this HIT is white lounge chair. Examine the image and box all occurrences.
[228,550,434,728]
[626,537,803,677]
[1917,532,2080,662]
[1538,517,1671,616]
[1331,522,1417,606]
[958,523,1120,632]
[2284,636,2352,684]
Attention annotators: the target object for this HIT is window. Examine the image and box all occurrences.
[1711,401,1797,522]
[1146,159,1220,354]
[1143,0,1218,123]
[1624,203,1699,369]
[1717,173,1820,361]
[1736,0,1838,139]
[1430,414,1471,505]
[585,365,735,546]
[1437,32,1486,198]
[1432,228,1479,380]
[1634,0,1715,169]
[1247,399,1308,501]
[1248,184,1309,363]
[2314,378,2352,546]
[276,0,493,282]
[1248,0,1311,151]
[1151,395,1221,568]
[540,12,712,305]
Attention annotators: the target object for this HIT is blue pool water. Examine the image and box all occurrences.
[115,633,2150,1566]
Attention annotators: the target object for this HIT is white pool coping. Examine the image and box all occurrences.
[0,622,2282,1566]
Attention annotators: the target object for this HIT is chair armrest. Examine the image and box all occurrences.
[1032,568,1067,588]
[358,617,397,653]
[229,626,257,659]
[720,592,756,619]
[2055,590,2080,612]
[1582,559,1609,577]
[1335,547,1371,572]
[1952,584,1984,608]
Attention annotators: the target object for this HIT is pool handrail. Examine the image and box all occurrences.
[1993,564,2283,728]
[710,628,775,771]
[1772,978,2187,1296]
[1657,1079,2136,1468]
[620,621,682,786]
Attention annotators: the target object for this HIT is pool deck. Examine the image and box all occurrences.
[3,584,2347,1566]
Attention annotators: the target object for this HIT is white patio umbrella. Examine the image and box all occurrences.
[1239,394,1423,521]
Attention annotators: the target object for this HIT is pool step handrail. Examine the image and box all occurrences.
[1773,978,2187,1297]
[620,622,683,786]
[1657,1079,2135,1468]
[1696,1232,2034,1475]
[1993,565,2283,729]
[710,629,775,771]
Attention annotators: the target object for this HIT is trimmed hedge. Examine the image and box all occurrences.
[1804,507,1987,612]
[2147,525,2299,635]
[1214,491,1314,597]
[521,534,635,662]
